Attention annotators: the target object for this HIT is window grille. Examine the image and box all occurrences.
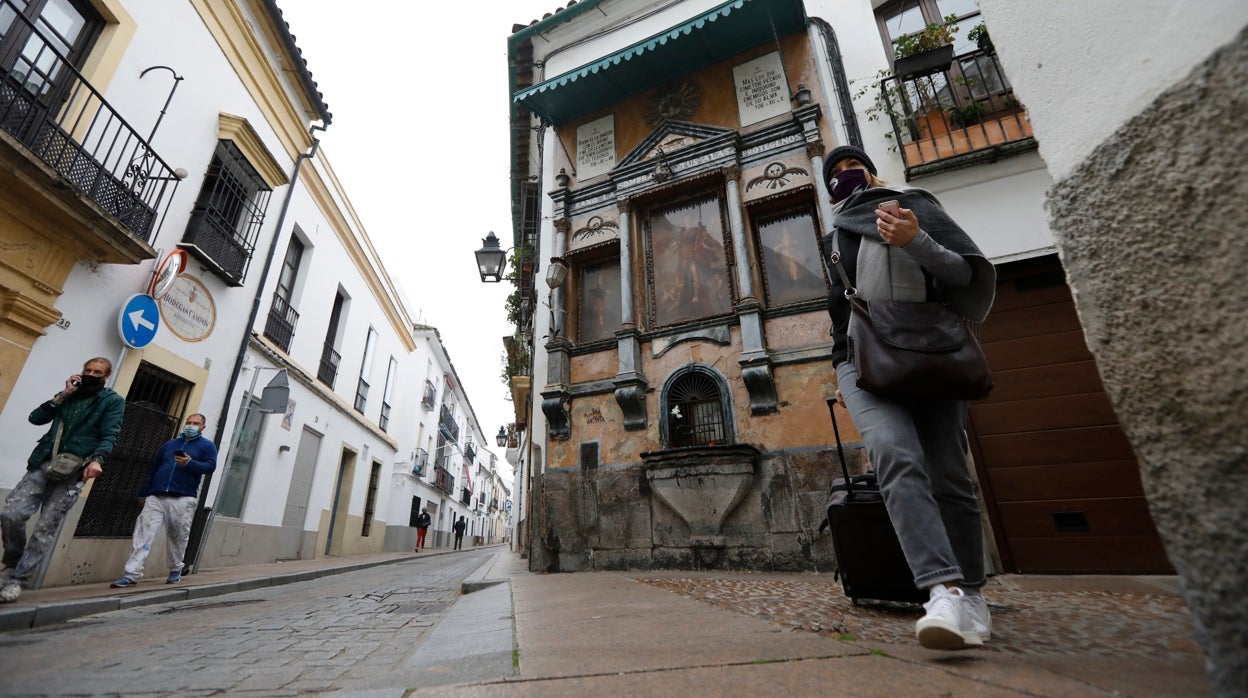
[667,371,727,447]
[181,140,271,286]
[362,461,381,537]
[75,362,189,537]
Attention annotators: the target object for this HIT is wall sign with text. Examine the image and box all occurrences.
[733,52,791,126]
[159,274,216,342]
[575,114,616,181]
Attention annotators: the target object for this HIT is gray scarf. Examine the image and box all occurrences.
[830,186,996,322]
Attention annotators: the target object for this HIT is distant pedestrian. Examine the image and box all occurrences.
[414,508,431,551]
[2,357,125,603]
[111,413,217,588]
[453,515,466,550]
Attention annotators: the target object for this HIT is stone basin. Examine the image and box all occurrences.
[641,444,760,543]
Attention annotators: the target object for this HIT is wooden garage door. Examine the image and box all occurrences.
[967,255,1173,574]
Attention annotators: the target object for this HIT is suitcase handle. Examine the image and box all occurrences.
[826,397,859,500]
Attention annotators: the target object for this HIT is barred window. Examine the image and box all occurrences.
[665,369,729,448]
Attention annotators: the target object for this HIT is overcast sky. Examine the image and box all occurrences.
[278,1,563,485]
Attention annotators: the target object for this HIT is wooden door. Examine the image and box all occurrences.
[968,255,1173,573]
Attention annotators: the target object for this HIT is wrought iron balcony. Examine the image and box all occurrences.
[263,294,299,353]
[317,342,340,389]
[875,47,1036,179]
[411,447,428,475]
[421,379,436,410]
[438,404,459,443]
[463,437,476,463]
[0,2,177,243]
[460,488,471,506]
[433,465,454,495]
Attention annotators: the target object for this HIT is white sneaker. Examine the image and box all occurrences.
[0,580,21,603]
[963,593,992,642]
[916,586,983,650]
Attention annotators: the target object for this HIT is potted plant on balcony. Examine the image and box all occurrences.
[967,23,993,53]
[892,13,960,79]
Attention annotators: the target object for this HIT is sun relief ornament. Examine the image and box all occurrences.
[645,82,701,126]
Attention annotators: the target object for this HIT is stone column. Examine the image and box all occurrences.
[613,198,647,430]
[724,166,777,415]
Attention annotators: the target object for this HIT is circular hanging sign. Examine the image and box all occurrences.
[149,249,189,300]
[159,274,216,342]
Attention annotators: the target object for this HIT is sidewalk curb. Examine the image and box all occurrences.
[461,549,507,595]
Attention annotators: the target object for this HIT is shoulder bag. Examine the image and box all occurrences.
[827,235,993,401]
[46,421,85,480]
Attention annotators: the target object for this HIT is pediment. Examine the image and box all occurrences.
[616,120,737,168]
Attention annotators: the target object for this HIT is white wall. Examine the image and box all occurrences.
[979,0,1248,180]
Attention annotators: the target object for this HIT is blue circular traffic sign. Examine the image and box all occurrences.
[118,293,160,348]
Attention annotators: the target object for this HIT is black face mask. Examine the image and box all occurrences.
[829,167,869,202]
[77,374,105,392]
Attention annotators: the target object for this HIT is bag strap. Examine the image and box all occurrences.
[822,229,858,297]
[52,421,65,458]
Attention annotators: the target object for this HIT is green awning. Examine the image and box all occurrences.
[513,0,808,125]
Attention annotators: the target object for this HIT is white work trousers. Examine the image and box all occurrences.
[123,495,196,579]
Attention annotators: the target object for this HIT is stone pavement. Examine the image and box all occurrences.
[1,547,1215,696]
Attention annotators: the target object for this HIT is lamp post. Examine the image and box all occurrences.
[189,367,289,573]
[496,425,509,447]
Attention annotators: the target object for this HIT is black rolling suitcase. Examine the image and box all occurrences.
[824,397,927,604]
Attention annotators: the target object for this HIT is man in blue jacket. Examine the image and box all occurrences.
[111,413,217,587]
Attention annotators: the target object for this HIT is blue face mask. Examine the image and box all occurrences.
[182,425,201,439]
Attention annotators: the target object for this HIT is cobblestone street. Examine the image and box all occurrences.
[0,552,492,697]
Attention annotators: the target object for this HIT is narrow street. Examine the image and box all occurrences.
[0,550,505,696]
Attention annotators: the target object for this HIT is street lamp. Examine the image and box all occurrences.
[475,231,507,283]
[496,425,508,447]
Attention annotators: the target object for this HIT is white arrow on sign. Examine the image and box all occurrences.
[129,309,156,332]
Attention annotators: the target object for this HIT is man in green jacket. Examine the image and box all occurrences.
[1,357,126,603]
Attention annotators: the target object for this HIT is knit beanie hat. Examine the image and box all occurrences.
[823,145,877,186]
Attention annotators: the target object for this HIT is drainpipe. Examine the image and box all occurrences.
[186,122,327,571]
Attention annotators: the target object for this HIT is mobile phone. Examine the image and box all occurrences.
[174,450,187,458]
[877,200,900,217]
[70,377,81,386]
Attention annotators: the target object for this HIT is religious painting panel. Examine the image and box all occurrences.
[578,259,621,343]
[754,207,826,306]
[646,194,733,327]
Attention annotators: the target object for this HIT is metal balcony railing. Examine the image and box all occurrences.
[0,1,178,241]
[411,447,428,475]
[263,294,299,352]
[460,488,471,506]
[438,404,459,443]
[421,380,436,410]
[317,342,340,388]
[876,47,1036,179]
[433,465,454,495]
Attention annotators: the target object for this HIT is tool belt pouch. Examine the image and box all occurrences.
[46,452,84,480]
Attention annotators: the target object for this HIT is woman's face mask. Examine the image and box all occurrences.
[829,167,869,202]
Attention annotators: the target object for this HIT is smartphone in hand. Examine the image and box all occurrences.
[877,199,900,217]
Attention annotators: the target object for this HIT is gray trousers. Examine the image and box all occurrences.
[836,361,985,589]
[1,466,82,583]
